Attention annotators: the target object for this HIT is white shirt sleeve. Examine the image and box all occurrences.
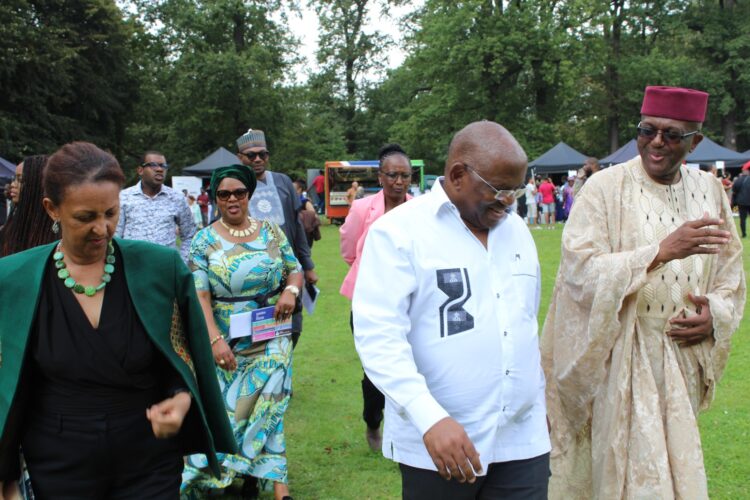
[352,221,450,436]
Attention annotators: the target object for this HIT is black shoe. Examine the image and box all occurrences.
[241,477,259,499]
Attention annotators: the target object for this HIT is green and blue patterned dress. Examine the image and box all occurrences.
[181,221,299,497]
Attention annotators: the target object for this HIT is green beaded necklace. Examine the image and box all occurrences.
[53,241,116,297]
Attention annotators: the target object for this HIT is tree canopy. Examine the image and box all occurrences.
[1,0,749,177]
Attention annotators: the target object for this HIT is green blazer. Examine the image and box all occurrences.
[0,238,236,477]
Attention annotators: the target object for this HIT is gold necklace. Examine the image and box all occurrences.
[220,216,258,238]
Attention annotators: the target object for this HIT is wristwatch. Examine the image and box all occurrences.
[284,285,300,298]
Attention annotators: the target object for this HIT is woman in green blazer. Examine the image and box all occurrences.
[0,142,235,499]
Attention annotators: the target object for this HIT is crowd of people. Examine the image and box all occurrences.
[517,155,744,235]
[0,85,746,500]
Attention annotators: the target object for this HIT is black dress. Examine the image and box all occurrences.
[18,248,186,499]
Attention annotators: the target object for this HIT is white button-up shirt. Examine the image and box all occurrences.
[352,178,550,472]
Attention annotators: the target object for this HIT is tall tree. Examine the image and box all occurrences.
[0,0,137,159]
[363,0,585,166]
[124,0,300,172]
[312,0,392,155]
[685,0,750,150]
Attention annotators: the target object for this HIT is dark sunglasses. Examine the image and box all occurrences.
[241,150,269,160]
[215,188,250,201]
[636,124,699,145]
[381,171,412,181]
[141,162,169,169]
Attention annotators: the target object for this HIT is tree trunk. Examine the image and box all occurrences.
[605,0,624,153]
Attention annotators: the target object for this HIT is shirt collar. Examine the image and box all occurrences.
[135,180,165,197]
[428,177,458,216]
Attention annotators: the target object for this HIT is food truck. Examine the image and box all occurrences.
[324,160,425,223]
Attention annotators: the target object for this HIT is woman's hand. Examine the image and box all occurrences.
[212,337,237,371]
[146,391,192,439]
[274,290,297,321]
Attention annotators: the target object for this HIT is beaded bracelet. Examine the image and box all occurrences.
[210,336,222,346]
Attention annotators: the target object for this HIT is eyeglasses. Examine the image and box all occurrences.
[381,171,412,181]
[241,150,269,161]
[215,188,250,201]
[464,164,525,201]
[636,124,699,145]
[141,162,169,169]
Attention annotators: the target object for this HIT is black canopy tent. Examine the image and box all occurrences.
[528,142,590,174]
[599,139,637,166]
[687,137,748,164]
[599,137,750,168]
[182,147,239,176]
[0,156,16,178]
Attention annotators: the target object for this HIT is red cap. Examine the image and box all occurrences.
[742,161,750,171]
[641,86,709,123]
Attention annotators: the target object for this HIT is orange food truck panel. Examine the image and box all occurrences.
[324,160,424,222]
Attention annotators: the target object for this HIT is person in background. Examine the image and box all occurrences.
[116,151,196,262]
[346,181,360,206]
[0,142,235,499]
[293,179,315,213]
[294,179,321,248]
[732,162,750,238]
[573,157,600,197]
[236,128,317,348]
[3,183,11,218]
[0,154,55,498]
[187,195,203,229]
[542,86,745,499]
[525,176,538,228]
[311,169,326,214]
[0,155,55,257]
[562,176,575,220]
[181,165,302,500]
[354,122,550,499]
[720,171,732,200]
[0,178,8,227]
[8,161,23,208]
[340,143,413,453]
[197,186,210,227]
[538,176,556,229]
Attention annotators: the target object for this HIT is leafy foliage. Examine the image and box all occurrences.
[1,0,749,176]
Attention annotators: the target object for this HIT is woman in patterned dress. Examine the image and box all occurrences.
[181,165,302,500]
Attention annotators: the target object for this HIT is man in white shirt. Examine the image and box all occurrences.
[353,121,550,499]
[524,177,538,227]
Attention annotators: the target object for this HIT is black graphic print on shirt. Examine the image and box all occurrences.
[436,268,474,337]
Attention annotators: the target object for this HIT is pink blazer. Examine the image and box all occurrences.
[339,190,412,299]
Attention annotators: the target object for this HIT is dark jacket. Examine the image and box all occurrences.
[268,171,315,271]
[0,239,237,479]
[732,174,750,206]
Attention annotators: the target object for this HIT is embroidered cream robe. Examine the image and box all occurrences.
[541,157,745,500]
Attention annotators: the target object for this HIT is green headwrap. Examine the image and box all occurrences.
[209,164,257,201]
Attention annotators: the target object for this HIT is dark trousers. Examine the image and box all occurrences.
[350,311,385,429]
[22,408,183,500]
[400,453,550,500]
[739,205,749,237]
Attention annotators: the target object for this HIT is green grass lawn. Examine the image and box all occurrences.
[274,221,749,499]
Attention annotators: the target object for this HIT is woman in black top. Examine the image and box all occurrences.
[0,142,235,499]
